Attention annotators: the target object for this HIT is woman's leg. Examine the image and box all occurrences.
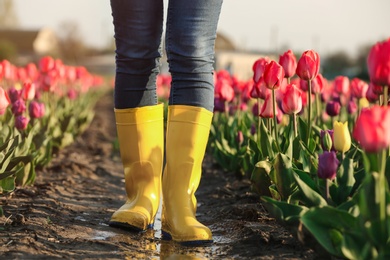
[165,0,223,112]
[162,0,223,244]
[110,0,164,108]
[109,0,165,232]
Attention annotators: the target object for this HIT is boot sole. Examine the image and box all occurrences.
[109,221,153,232]
[162,230,213,246]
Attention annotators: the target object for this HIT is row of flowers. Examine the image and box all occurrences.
[155,38,390,259]
[0,57,107,215]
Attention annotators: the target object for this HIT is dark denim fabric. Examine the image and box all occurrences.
[110,0,223,111]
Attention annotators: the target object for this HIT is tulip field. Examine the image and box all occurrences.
[1,37,390,259]
[0,56,106,204]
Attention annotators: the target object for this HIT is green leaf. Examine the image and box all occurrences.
[261,196,308,225]
[250,160,272,197]
[259,119,274,160]
[300,206,359,258]
[334,157,355,204]
[271,153,298,201]
[292,171,327,207]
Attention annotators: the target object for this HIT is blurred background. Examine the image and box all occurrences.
[1,0,389,80]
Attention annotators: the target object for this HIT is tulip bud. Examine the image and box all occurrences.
[318,151,339,180]
[259,95,275,118]
[236,131,244,146]
[333,121,351,153]
[296,50,320,81]
[320,130,334,152]
[263,61,285,90]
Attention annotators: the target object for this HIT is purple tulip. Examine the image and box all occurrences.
[29,101,45,119]
[325,100,341,117]
[318,151,339,180]
[15,115,30,130]
[11,99,26,116]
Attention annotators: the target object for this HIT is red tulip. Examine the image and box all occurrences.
[350,78,368,99]
[263,61,285,90]
[367,38,390,87]
[0,86,10,115]
[281,83,302,115]
[39,56,55,73]
[252,57,270,83]
[311,74,325,94]
[279,50,297,78]
[353,105,390,153]
[366,83,380,103]
[296,50,320,81]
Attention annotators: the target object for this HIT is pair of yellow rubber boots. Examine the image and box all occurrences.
[109,103,213,245]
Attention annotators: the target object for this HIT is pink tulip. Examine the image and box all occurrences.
[281,83,302,115]
[21,81,36,101]
[260,94,275,118]
[350,78,368,99]
[296,50,320,81]
[353,105,390,153]
[215,78,235,102]
[279,50,297,78]
[39,56,55,73]
[252,57,270,83]
[0,86,10,115]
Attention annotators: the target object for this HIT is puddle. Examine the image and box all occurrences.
[92,230,117,240]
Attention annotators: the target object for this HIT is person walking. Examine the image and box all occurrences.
[109,0,223,245]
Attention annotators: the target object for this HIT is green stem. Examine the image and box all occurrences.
[383,85,388,107]
[325,179,330,204]
[272,89,281,153]
[315,93,321,123]
[293,113,298,138]
[257,98,261,144]
[307,80,312,146]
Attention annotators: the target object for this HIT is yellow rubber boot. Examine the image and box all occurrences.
[162,105,213,245]
[109,103,164,231]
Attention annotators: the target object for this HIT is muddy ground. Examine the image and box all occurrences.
[0,92,323,259]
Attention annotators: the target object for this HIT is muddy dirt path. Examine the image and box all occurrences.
[0,92,318,259]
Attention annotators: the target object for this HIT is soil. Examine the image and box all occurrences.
[0,92,321,259]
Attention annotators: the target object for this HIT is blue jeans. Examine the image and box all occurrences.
[110,0,223,111]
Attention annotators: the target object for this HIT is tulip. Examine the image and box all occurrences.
[236,131,244,147]
[367,37,390,87]
[263,61,285,90]
[8,87,21,103]
[366,83,380,103]
[0,86,11,115]
[21,81,36,101]
[320,130,334,152]
[252,57,270,83]
[11,99,26,116]
[216,78,234,102]
[318,151,339,180]
[347,99,358,115]
[29,101,45,119]
[281,83,302,115]
[352,105,390,153]
[333,121,351,153]
[296,50,320,81]
[325,100,341,117]
[251,77,271,100]
[259,94,274,118]
[350,78,368,99]
[15,115,29,130]
[278,50,297,79]
[39,56,55,73]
